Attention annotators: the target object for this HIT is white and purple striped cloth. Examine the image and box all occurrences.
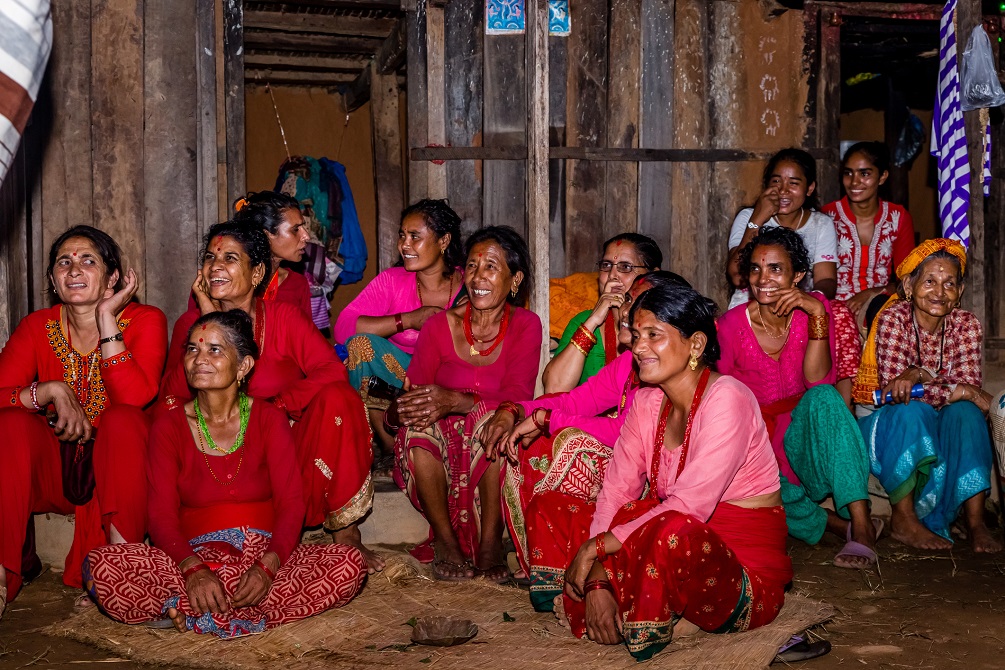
[931,0,992,247]
[0,0,51,184]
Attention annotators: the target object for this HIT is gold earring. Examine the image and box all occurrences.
[688,353,699,371]
[440,248,445,255]
[511,285,518,298]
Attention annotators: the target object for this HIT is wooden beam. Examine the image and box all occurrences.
[243,30,382,55]
[244,53,370,72]
[813,2,940,20]
[638,0,674,244]
[248,70,360,87]
[425,4,446,199]
[605,0,641,241]
[244,10,397,38]
[342,65,372,110]
[410,146,838,162]
[527,0,549,328]
[564,0,609,273]
[223,0,246,206]
[816,19,841,205]
[405,7,428,202]
[483,32,526,233]
[375,17,406,74]
[371,63,405,271]
[247,0,401,10]
[195,0,218,270]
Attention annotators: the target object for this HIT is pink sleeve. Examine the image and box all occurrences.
[405,312,444,387]
[334,269,398,344]
[589,392,652,537]
[714,310,740,377]
[485,309,542,404]
[607,381,765,543]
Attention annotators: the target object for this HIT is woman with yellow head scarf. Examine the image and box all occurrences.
[858,239,1000,554]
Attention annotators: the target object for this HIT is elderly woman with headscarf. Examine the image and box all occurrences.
[856,238,1000,553]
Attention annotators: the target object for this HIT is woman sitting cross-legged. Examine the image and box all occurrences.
[85,311,367,638]
[543,233,662,393]
[0,225,166,619]
[336,199,465,456]
[389,226,542,582]
[161,221,383,572]
[525,283,792,661]
[718,226,877,569]
[856,238,1001,553]
[481,271,690,578]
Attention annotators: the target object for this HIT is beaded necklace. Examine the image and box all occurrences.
[194,392,250,454]
[463,303,511,357]
[647,367,710,500]
[195,420,244,487]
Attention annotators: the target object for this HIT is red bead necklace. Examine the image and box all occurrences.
[463,302,511,357]
[647,367,711,500]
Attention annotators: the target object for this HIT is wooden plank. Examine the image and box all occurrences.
[669,0,710,291]
[193,0,217,265]
[482,33,526,235]
[223,0,247,207]
[605,0,641,240]
[91,0,145,297]
[816,22,841,206]
[638,0,674,244]
[800,2,820,153]
[563,0,609,273]
[526,0,549,326]
[410,146,838,162]
[0,140,28,341]
[813,2,940,20]
[40,0,93,268]
[243,30,383,55]
[343,64,373,111]
[425,5,446,199]
[548,35,568,277]
[243,11,397,38]
[251,0,401,10]
[375,17,407,74]
[243,53,370,72]
[248,70,360,88]
[988,32,1005,348]
[443,0,483,236]
[957,0,985,331]
[405,8,428,202]
[144,0,201,323]
[371,64,405,271]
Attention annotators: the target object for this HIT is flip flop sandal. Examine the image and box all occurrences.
[432,558,474,582]
[775,638,831,663]
[73,592,96,613]
[834,518,882,569]
[143,617,177,629]
[474,564,511,585]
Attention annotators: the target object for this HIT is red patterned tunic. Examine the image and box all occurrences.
[823,198,915,300]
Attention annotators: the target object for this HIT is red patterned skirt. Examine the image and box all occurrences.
[525,492,791,660]
[502,428,612,574]
[83,527,367,639]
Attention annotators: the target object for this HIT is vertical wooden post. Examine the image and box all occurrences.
[425,4,447,200]
[816,15,841,206]
[956,0,986,329]
[222,0,246,206]
[371,63,405,271]
[638,0,674,246]
[987,35,1005,352]
[195,0,219,246]
[483,31,527,235]
[605,0,641,238]
[405,3,428,204]
[527,0,550,390]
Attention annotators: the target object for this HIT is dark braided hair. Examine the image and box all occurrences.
[401,199,464,278]
[233,190,301,236]
[737,225,811,282]
[203,221,273,294]
[628,283,721,366]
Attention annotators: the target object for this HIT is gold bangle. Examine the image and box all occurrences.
[807,314,828,340]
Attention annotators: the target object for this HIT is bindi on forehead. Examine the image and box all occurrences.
[198,338,204,342]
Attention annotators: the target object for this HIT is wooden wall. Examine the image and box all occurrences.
[406,0,810,308]
[0,0,231,342]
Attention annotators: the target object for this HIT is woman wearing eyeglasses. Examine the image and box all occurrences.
[543,234,662,393]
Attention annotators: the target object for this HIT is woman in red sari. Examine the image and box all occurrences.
[85,311,366,637]
[525,283,791,661]
[0,226,167,618]
[390,226,541,582]
[161,221,382,572]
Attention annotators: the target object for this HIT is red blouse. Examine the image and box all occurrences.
[161,300,346,420]
[147,400,305,565]
[1,303,168,425]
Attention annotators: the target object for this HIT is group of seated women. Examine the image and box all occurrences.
[1,151,1002,660]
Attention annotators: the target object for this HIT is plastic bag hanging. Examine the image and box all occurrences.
[960,25,1005,111]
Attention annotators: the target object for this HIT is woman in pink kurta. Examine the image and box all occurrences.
[390,226,541,583]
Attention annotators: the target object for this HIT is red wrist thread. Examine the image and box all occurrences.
[256,559,276,581]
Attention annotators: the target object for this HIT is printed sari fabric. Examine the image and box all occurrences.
[525,492,789,661]
[502,428,612,574]
[394,404,495,561]
[345,333,410,411]
[84,528,366,639]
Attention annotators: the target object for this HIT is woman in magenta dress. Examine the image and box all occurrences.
[0,226,167,618]
[389,226,541,582]
[86,311,366,637]
[161,221,382,572]
[525,283,791,660]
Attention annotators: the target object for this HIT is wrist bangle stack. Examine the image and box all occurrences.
[28,382,42,411]
[496,401,522,422]
[807,314,828,340]
[595,533,608,561]
[570,324,598,356]
[181,562,209,580]
[394,313,405,334]
[256,559,276,581]
[584,579,615,594]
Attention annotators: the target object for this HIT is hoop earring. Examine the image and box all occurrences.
[688,353,699,371]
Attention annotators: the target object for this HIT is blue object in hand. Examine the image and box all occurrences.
[873,383,925,406]
[334,343,349,362]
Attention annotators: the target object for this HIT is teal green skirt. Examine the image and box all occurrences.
[345,333,411,411]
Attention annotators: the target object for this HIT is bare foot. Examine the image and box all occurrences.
[673,618,701,637]
[969,523,1003,554]
[890,518,953,550]
[432,541,473,580]
[552,595,570,629]
[165,606,187,633]
[332,523,385,573]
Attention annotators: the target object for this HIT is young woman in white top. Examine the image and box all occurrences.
[726,148,837,310]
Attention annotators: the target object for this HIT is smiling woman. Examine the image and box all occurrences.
[0,225,168,618]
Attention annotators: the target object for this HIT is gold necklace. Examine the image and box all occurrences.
[755,304,792,340]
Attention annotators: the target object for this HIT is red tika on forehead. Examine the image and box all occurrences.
[201,324,207,330]
[198,338,204,342]
[615,240,622,247]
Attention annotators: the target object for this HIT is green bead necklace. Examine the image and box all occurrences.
[194,392,250,455]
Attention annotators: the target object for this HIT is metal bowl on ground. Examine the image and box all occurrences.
[410,616,478,647]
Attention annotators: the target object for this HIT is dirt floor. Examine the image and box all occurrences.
[2,533,1005,670]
